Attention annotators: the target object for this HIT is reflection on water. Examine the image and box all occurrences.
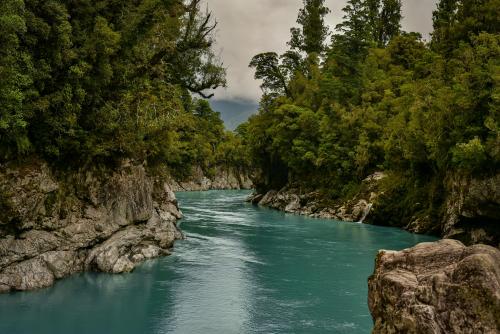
[0,190,436,334]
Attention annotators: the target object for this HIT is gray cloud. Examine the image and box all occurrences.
[205,0,438,102]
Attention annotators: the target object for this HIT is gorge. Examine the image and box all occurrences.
[0,190,438,333]
[0,0,499,333]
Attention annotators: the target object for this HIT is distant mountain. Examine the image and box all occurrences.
[210,99,259,131]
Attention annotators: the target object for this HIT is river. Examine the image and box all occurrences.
[0,190,436,334]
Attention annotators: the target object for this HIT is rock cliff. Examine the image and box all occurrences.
[0,159,183,293]
[171,166,252,191]
[443,174,500,247]
[368,239,500,334]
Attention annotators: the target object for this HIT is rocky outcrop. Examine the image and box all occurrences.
[0,159,183,293]
[171,166,252,191]
[368,239,500,334]
[249,172,386,222]
[443,174,500,247]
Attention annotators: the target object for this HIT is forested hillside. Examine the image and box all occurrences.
[0,0,248,178]
[241,0,499,236]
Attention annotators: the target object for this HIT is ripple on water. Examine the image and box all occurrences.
[0,190,437,334]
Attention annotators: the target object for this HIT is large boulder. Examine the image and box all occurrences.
[0,159,183,292]
[368,239,500,334]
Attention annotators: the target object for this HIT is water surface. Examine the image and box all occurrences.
[0,190,436,334]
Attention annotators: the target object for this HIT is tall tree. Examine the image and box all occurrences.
[431,0,459,54]
[432,0,500,55]
[289,0,331,54]
[378,0,402,46]
[249,52,290,98]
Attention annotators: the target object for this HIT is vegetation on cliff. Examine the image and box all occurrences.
[0,0,248,179]
[241,0,500,230]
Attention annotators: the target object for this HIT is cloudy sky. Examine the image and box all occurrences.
[203,0,438,126]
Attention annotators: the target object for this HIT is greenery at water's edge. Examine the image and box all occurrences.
[0,0,249,179]
[1,0,499,230]
[239,0,499,229]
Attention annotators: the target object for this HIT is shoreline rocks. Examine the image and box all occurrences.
[248,172,386,222]
[0,159,183,293]
[368,239,500,333]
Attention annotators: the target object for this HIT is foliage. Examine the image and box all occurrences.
[0,0,231,176]
[289,0,331,54]
[242,0,500,222]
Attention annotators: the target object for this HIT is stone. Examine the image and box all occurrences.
[443,174,500,247]
[0,258,55,292]
[0,159,183,292]
[41,251,84,279]
[285,195,301,213]
[169,166,253,191]
[368,239,500,334]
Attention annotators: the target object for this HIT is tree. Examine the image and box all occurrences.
[0,0,31,158]
[378,0,402,46]
[249,52,291,98]
[289,0,331,54]
[432,0,500,55]
[333,0,372,57]
[0,0,228,169]
[150,0,227,99]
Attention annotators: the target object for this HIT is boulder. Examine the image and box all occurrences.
[368,239,500,334]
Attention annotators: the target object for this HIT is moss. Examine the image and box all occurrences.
[0,190,14,223]
[44,192,58,216]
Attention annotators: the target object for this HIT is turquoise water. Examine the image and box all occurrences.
[0,190,436,334]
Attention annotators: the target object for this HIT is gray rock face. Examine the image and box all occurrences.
[0,159,183,293]
[368,239,500,334]
[170,166,252,191]
[443,174,500,247]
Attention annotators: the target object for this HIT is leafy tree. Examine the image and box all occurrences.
[289,0,331,54]
[242,0,499,228]
[0,0,31,158]
[432,0,500,55]
[249,52,291,98]
[0,0,232,178]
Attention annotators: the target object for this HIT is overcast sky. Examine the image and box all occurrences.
[204,0,438,103]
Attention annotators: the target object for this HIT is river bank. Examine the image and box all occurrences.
[248,172,500,247]
[0,158,253,293]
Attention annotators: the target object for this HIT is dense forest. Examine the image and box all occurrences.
[0,0,250,179]
[1,0,498,224]
[240,0,499,228]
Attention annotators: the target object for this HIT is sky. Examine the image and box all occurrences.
[203,0,438,127]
